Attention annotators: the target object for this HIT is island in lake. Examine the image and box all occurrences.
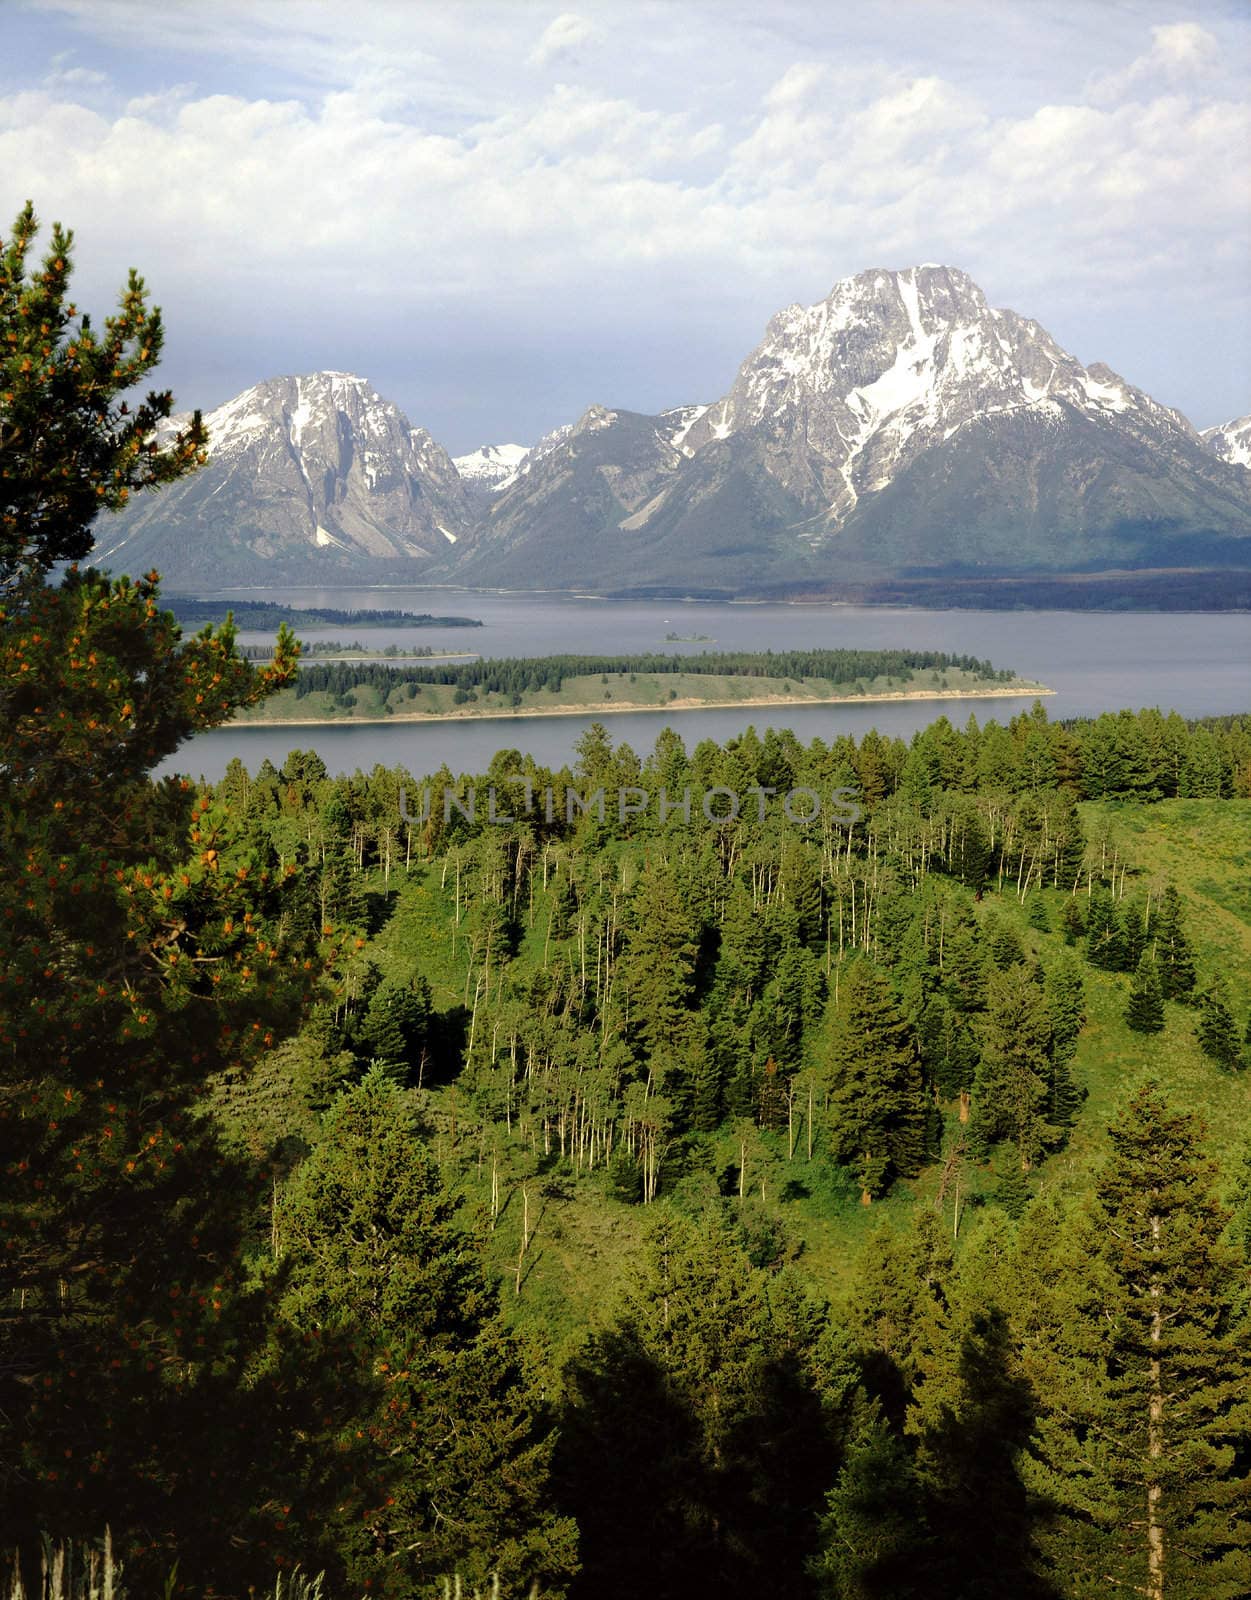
[232,648,1051,726]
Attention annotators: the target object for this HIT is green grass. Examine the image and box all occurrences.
[350,800,1251,1342]
[1042,799,1251,1181]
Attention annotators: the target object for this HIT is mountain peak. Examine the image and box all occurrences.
[456,262,1249,591]
[1203,411,1251,470]
[453,441,531,491]
[92,274,1251,593]
[572,404,620,437]
[674,262,1202,505]
[94,371,471,581]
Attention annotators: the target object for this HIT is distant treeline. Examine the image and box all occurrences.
[240,640,446,661]
[601,571,1251,610]
[293,647,1011,701]
[165,598,484,629]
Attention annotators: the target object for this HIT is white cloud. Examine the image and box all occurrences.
[41,63,109,92]
[2,30,1244,311]
[1088,21,1221,103]
[527,13,594,69]
[3,4,1247,436]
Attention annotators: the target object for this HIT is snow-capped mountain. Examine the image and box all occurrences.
[455,265,1251,590]
[676,264,1201,524]
[502,422,576,486]
[93,372,471,585]
[448,421,580,510]
[1203,412,1251,470]
[87,271,1251,594]
[453,442,530,490]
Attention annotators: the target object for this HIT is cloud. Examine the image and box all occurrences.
[2,30,1244,312]
[527,13,594,69]
[1088,21,1221,103]
[3,4,1247,438]
[41,63,109,92]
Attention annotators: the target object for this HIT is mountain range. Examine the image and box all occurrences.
[90,265,1251,599]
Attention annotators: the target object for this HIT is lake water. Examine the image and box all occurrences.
[160,588,1251,781]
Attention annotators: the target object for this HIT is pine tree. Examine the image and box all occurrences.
[0,203,207,581]
[1045,953,1087,1062]
[1059,896,1086,946]
[894,914,940,1020]
[1195,979,1241,1070]
[724,1049,759,1122]
[690,1034,724,1132]
[1050,790,1087,888]
[846,1213,953,1424]
[945,803,991,890]
[1021,1085,1251,1598]
[278,1071,578,1598]
[623,857,701,1063]
[1125,951,1166,1034]
[908,1307,1051,1600]
[1044,954,1086,1125]
[995,1164,1032,1218]
[825,959,928,1199]
[1,211,312,1586]
[970,967,1053,1170]
[833,1210,1052,1600]
[990,922,1025,970]
[920,998,979,1102]
[558,1213,849,1600]
[1155,885,1197,1002]
[942,910,988,1015]
[814,1396,927,1599]
[1085,886,1125,971]
[357,974,430,1081]
[1121,901,1148,971]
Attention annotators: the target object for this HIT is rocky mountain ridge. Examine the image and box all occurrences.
[93,371,471,584]
[92,267,1251,593]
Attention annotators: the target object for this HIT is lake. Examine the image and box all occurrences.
[160,589,1251,781]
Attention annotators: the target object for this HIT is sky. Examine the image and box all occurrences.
[1,0,1248,454]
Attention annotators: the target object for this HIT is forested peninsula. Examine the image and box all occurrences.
[231,646,1048,724]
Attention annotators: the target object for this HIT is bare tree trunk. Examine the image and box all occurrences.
[1147,1210,1165,1600]
[514,1183,531,1295]
[466,974,483,1063]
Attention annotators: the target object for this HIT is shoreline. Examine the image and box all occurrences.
[200,581,1251,617]
[230,681,1053,729]
[266,650,481,662]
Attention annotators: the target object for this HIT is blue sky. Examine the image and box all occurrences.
[2,0,1248,452]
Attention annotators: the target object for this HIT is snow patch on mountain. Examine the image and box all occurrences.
[660,403,712,455]
[671,264,1209,531]
[1203,412,1251,470]
[453,442,530,489]
[91,371,470,577]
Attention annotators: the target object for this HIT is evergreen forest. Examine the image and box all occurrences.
[4,202,1251,1600]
